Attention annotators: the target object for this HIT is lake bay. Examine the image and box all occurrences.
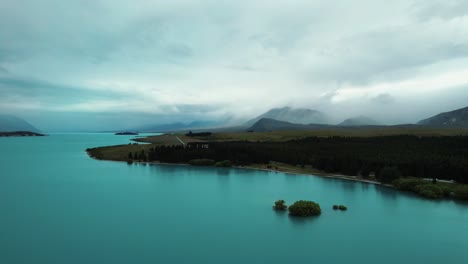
[1,134,467,263]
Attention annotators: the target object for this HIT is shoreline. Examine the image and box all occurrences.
[86,150,468,201]
[86,150,391,187]
[236,165,393,188]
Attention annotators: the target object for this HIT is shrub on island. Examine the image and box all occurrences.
[215,160,233,167]
[273,200,287,211]
[288,200,321,217]
[333,204,347,211]
[188,159,215,166]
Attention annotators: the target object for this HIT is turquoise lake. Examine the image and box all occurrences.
[1,133,467,263]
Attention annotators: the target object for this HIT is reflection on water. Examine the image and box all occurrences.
[287,214,320,227]
[375,185,398,200]
[339,179,358,192]
[361,182,370,192]
[283,173,300,183]
[215,168,231,176]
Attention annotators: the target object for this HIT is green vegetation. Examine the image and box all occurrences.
[188,159,215,166]
[214,160,233,167]
[288,200,321,217]
[273,200,287,211]
[393,178,468,200]
[415,184,444,199]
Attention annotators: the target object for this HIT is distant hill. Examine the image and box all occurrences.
[245,107,328,126]
[339,116,380,126]
[247,118,333,132]
[0,115,41,132]
[418,106,468,127]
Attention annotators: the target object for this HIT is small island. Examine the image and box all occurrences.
[0,131,45,137]
[288,200,321,217]
[115,132,139,135]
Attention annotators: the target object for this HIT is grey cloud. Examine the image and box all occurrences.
[312,24,468,85]
[166,44,193,58]
[412,0,468,21]
[0,77,126,105]
[1,0,468,130]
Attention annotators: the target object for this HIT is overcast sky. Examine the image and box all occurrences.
[1,0,468,131]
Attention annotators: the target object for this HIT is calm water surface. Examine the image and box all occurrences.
[1,134,467,263]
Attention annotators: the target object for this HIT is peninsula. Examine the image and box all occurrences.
[0,131,46,137]
[87,128,468,201]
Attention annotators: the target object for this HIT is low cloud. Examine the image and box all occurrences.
[371,93,396,105]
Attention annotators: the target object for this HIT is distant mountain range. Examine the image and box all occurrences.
[418,106,468,127]
[0,115,41,132]
[116,105,468,134]
[338,116,380,126]
[245,107,329,126]
[127,120,222,133]
[246,106,468,132]
[247,118,333,132]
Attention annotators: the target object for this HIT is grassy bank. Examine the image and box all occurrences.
[87,134,190,161]
[393,178,468,200]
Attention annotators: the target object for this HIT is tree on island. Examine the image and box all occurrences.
[273,200,287,210]
[288,200,321,216]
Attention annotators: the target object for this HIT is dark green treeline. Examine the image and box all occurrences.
[136,135,468,184]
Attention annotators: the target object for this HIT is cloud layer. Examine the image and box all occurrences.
[1,0,468,131]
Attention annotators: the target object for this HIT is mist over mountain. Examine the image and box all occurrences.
[247,118,333,132]
[132,120,223,133]
[0,115,41,132]
[245,107,329,126]
[418,106,468,127]
[339,116,380,126]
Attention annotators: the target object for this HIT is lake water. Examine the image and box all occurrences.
[1,133,467,263]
